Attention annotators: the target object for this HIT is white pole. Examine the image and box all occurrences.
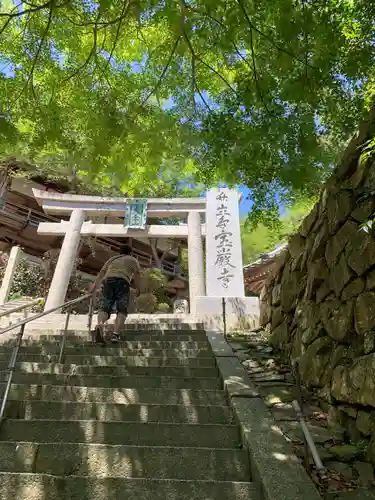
[44,209,85,310]
[187,211,205,315]
[0,246,22,305]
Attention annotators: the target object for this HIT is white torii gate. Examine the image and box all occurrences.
[33,188,249,318]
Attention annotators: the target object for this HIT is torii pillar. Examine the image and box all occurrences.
[187,211,205,314]
[44,209,85,311]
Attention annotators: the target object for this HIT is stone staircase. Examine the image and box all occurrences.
[0,324,258,499]
[0,299,33,314]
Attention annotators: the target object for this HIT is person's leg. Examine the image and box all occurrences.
[111,280,130,343]
[113,312,126,337]
[97,310,109,326]
[95,280,113,343]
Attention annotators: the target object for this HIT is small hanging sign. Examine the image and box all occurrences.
[124,200,147,229]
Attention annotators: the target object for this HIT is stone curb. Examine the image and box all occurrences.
[215,356,261,398]
[206,331,237,357]
[210,330,322,500]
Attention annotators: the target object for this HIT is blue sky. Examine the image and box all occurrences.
[238,186,252,216]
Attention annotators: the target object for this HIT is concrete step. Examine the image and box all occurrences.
[0,420,241,448]
[5,400,233,424]
[12,362,218,378]
[0,442,248,481]
[0,345,214,358]
[1,384,228,405]
[0,353,217,367]
[0,372,222,389]
[0,473,257,500]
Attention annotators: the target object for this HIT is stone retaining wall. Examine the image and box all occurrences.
[260,114,375,463]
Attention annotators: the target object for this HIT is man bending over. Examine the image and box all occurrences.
[92,245,140,344]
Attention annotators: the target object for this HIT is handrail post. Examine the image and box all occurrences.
[222,297,227,341]
[87,295,94,336]
[58,306,72,364]
[0,323,26,422]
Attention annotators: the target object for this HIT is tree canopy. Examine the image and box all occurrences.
[1,0,374,217]
[241,196,316,263]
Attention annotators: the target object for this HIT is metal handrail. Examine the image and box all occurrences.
[0,293,92,336]
[0,292,93,423]
[0,298,43,318]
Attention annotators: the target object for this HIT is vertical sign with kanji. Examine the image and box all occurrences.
[206,188,245,297]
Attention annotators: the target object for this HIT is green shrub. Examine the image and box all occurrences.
[0,257,44,298]
[157,302,170,313]
[139,268,168,293]
[135,293,157,313]
[0,255,88,312]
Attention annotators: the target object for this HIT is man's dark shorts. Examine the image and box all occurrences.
[99,277,130,316]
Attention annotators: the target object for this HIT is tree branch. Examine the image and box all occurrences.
[191,53,196,112]
[199,3,320,73]
[141,36,181,106]
[301,0,309,83]
[187,51,210,111]
[63,7,102,83]
[180,0,233,106]
[0,4,18,37]
[179,11,211,111]
[195,54,237,94]
[13,2,55,103]
[248,17,270,114]
[104,0,131,72]
[65,1,132,29]
[62,46,95,82]
[0,0,53,19]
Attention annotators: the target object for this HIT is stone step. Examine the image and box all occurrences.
[0,420,241,448]
[118,325,205,332]
[11,362,218,379]
[5,400,233,424]
[0,353,217,367]
[1,384,228,405]
[118,324,205,331]
[26,324,204,333]
[0,473,257,500]
[126,326,205,332]
[0,442,248,481]
[27,331,209,342]
[0,346,214,358]
[0,372,222,389]
[13,339,211,349]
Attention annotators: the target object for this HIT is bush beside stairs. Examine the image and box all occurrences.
[0,324,258,499]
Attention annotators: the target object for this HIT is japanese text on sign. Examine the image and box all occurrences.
[206,188,245,297]
[214,191,235,290]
